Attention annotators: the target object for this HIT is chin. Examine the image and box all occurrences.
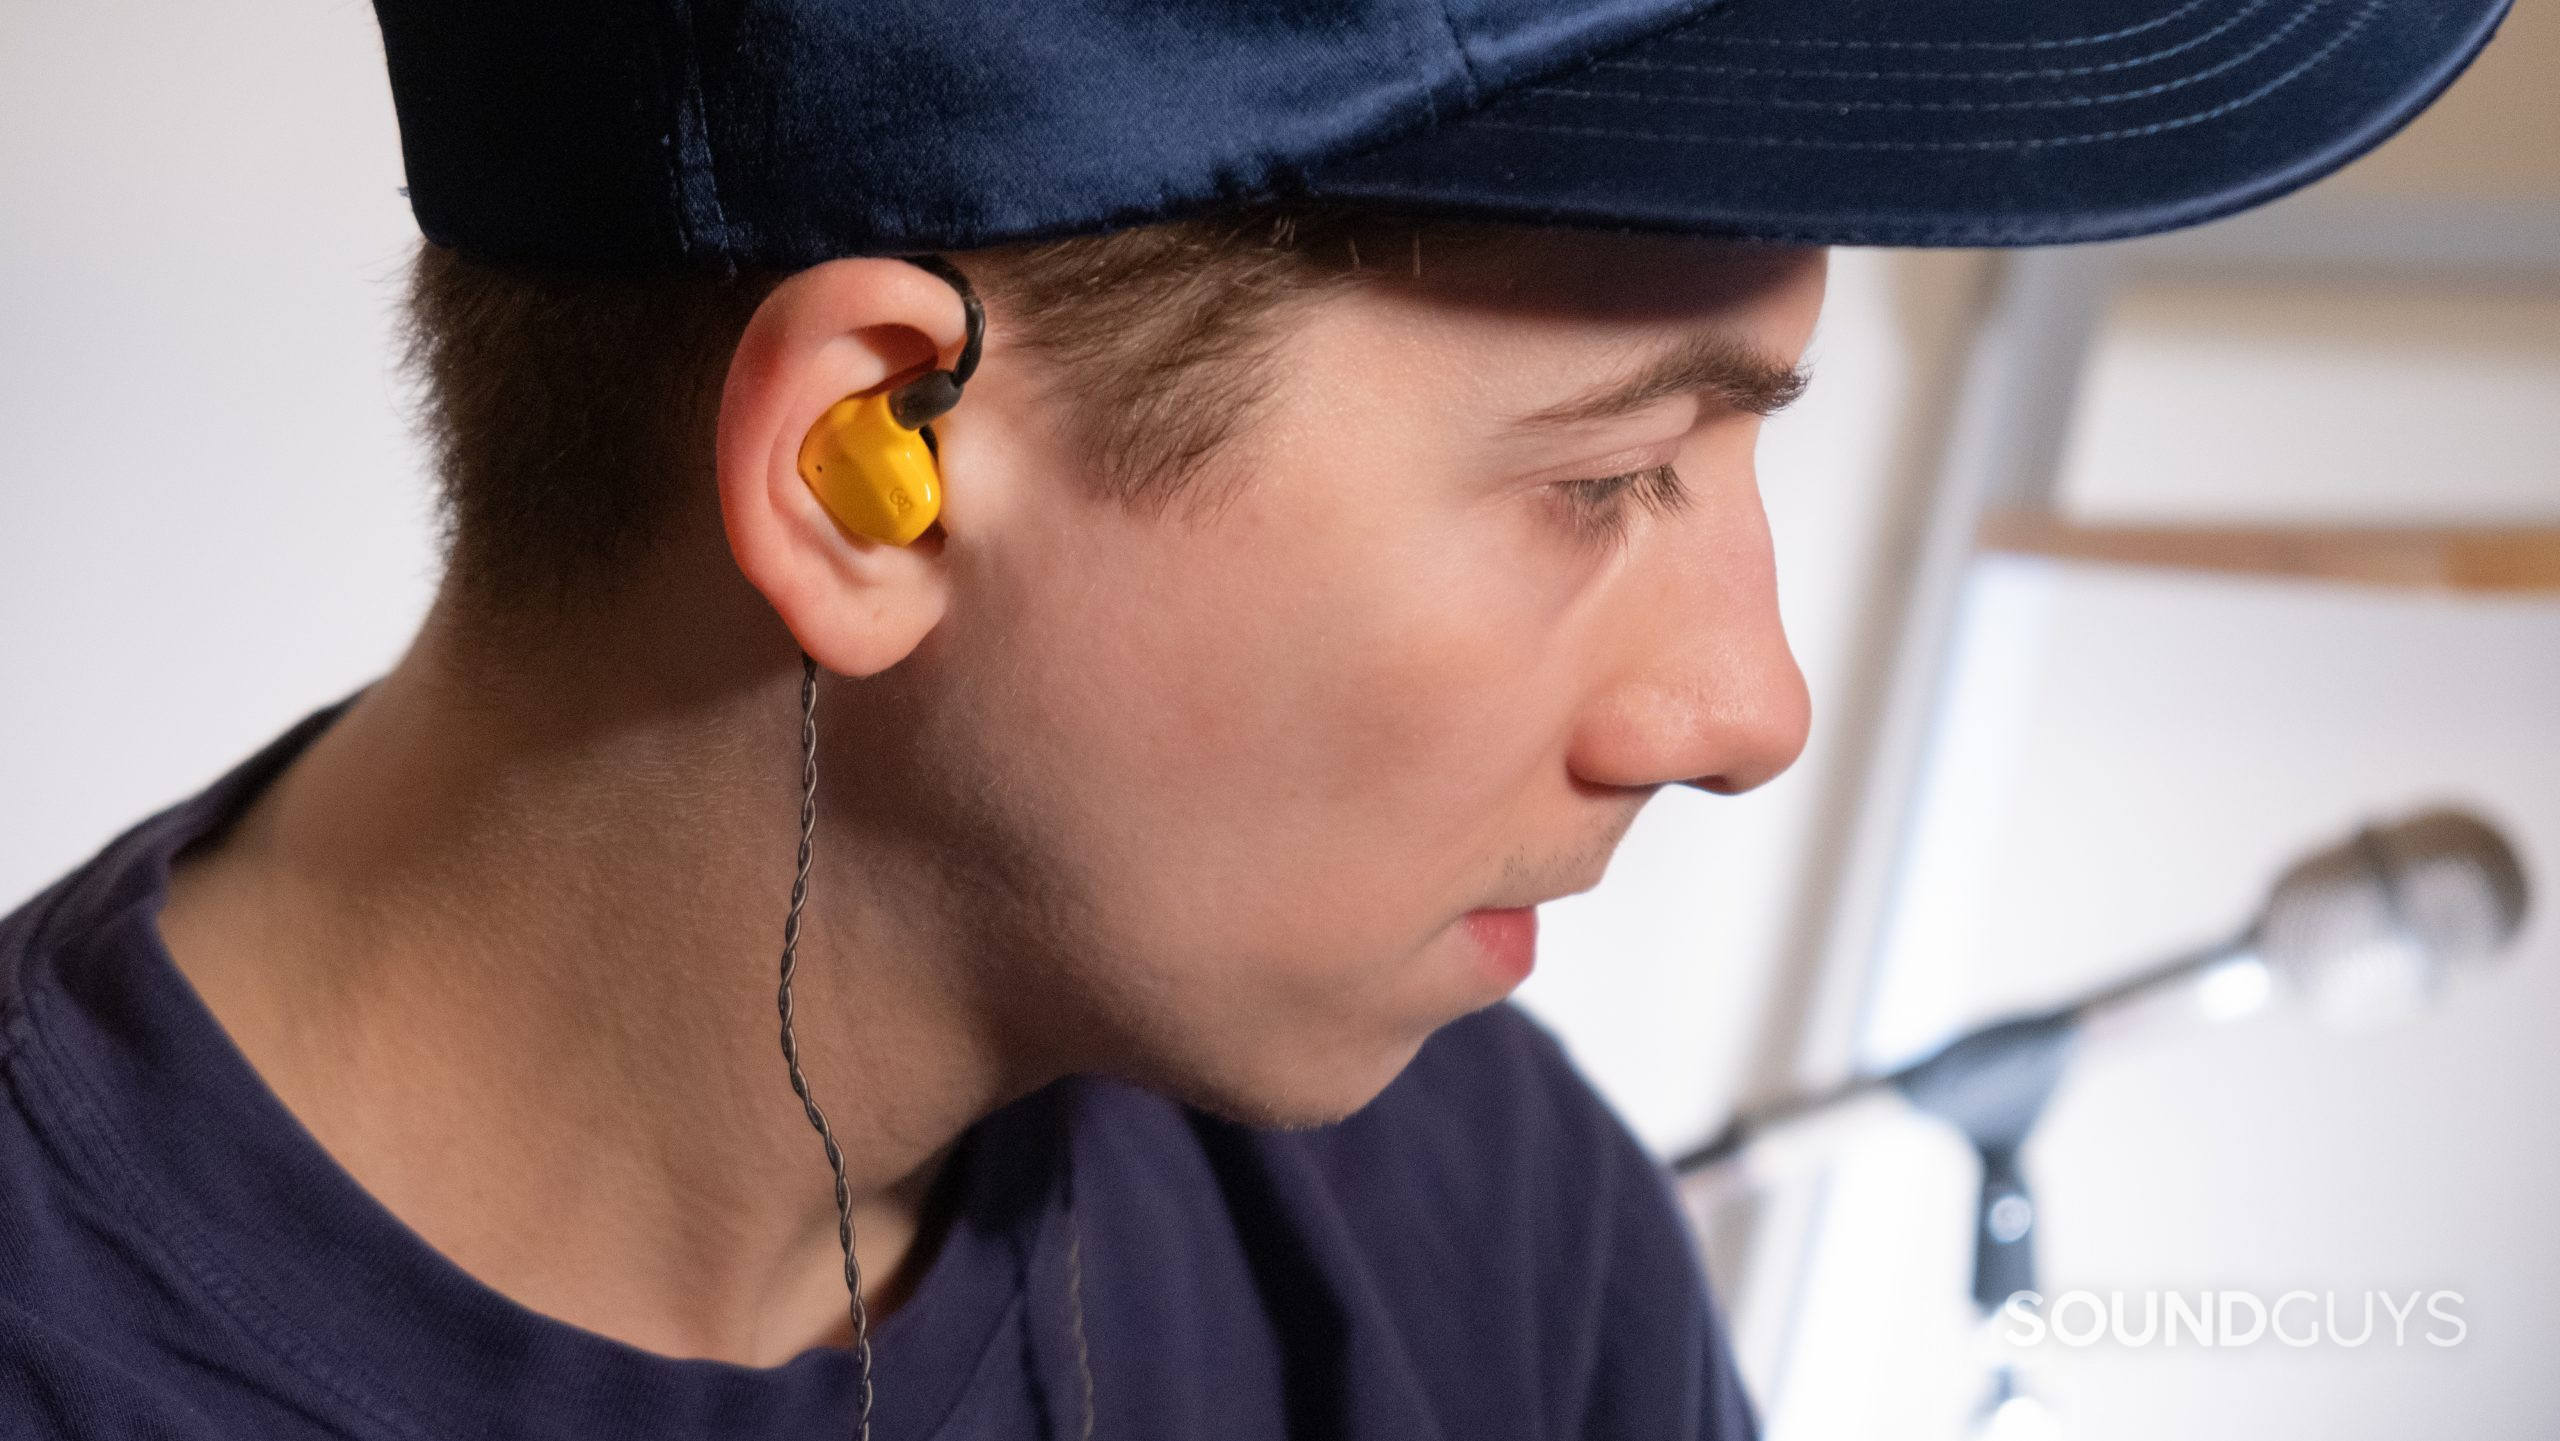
[1086,928,1505,1130]
[1136,1024,1435,1132]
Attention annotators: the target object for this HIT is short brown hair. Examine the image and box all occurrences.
[398,207,1507,614]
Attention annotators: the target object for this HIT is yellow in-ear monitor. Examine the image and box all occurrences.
[796,255,984,547]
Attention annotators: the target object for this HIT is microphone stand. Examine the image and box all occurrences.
[1675,936,2248,1313]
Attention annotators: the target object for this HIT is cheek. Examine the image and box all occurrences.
[965,481,1573,966]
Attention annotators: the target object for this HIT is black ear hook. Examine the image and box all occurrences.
[886,255,985,431]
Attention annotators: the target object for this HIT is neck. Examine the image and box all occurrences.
[159,588,1042,1367]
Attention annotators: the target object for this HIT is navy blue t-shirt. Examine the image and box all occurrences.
[0,706,1757,1440]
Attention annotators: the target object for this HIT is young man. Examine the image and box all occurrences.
[0,1,2507,1438]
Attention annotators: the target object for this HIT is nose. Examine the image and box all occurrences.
[1565,492,1810,797]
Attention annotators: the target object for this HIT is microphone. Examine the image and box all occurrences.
[1677,806,2531,1186]
[2253,808,2527,1030]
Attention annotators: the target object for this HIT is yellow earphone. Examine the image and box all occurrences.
[795,256,984,547]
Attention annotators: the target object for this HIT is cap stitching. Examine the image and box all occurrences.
[662,0,739,275]
[1666,0,2219,54]
[1529,0,2328,113]
[1471,0,2379,152]
[623,0,709,267]
[1615,0,2274,82]
[1430,0,1485,108]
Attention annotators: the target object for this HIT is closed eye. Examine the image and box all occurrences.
[1552,464,1688,546]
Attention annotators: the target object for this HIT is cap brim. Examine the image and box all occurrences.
[1302,0,2512,247]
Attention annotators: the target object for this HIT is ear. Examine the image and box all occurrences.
[717,258,973,677]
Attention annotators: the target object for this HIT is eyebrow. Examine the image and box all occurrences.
[1505,331,1810,432]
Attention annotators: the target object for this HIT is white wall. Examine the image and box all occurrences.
[2060,281,2560,526]
[1,0,436,900]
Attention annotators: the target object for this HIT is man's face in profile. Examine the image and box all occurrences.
[835,232,1825,1128]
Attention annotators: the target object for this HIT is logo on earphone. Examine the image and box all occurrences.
[889,489,912,515]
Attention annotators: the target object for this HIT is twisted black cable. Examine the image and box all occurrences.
[1060,1119,1097,1441]
[775,651,875,1440]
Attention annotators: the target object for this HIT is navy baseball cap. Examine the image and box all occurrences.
[373,0,2511,272]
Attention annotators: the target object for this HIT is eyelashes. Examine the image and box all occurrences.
[1552,463,1690,546]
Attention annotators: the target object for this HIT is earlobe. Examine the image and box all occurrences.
[715,258,971,677]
